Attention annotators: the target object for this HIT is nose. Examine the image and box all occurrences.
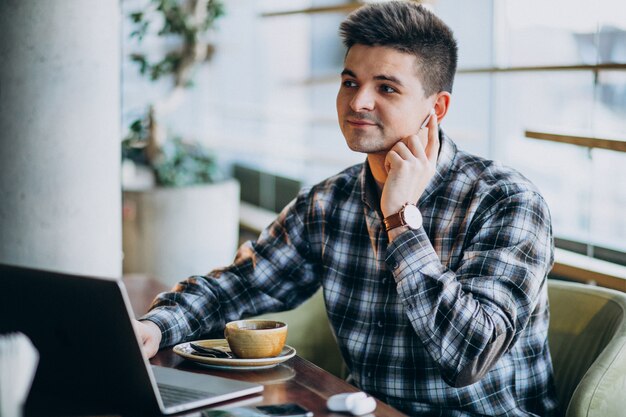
[350,87,375,112]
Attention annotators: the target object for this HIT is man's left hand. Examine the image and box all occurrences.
[380,111,440,220]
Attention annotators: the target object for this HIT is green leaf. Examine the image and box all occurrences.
[130,119,144,133]
[130,12,143,23]
[130,54,149,75]
[125,1,227,182]
[153,137,223,186]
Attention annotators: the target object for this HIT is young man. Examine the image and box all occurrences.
[136,2,558,415]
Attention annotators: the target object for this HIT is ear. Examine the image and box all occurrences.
[432,91,451,123]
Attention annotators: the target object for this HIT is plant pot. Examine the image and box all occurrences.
[123,179,240,287]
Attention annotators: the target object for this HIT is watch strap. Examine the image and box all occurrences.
[383,212,404,231]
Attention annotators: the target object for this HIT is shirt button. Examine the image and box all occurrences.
[382,278,387,284]
[391,260,399,269]
[367,371,372,378]
[377,321,383,328]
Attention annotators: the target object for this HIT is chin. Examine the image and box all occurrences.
[344,138,361,152]
[345,139,387,155]
[342,128,390,154]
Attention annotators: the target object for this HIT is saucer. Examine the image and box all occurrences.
[173,339,296,370]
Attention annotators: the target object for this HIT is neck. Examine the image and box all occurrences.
[367,153,387,193]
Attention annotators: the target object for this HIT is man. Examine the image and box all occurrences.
[136,2,558,415]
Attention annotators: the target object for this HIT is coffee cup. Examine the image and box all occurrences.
[224,319,288,359]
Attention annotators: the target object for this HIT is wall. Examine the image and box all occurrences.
[0,0,122,278]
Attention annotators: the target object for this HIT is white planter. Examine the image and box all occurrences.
[123,179,240,287]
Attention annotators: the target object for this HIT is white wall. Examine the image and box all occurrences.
[0,0,122,278]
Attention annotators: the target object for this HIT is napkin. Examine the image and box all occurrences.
[0,333,39,417]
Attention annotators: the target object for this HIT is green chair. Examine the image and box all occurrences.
[548,279,626,417]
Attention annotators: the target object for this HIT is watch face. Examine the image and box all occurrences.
[402,204,422,229]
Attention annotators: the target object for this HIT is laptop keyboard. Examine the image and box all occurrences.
[157,383,214,407]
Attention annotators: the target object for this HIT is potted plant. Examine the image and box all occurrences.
[121,0,240,286]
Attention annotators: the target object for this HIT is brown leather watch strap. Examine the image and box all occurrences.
[383,212,404,231]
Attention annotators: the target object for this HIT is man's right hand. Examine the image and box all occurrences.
[134,319,162,359]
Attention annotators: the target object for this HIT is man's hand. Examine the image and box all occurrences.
[380,111,440,220]
[133,319,162,359]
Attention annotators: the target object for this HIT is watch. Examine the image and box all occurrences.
[383,203,422,232]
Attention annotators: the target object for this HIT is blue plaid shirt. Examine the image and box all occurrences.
[143,132,558,416]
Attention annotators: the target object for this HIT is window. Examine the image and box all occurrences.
[121,0,626,264]
[436,0,626,261]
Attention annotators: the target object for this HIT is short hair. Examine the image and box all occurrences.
[339,1,458,96]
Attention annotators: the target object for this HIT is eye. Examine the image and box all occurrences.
[380,84,397,94]
[342,80,357,88]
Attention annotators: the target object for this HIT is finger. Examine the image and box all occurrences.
[403,134,427,161]
[384,150,404,173]
[417,110,434,147]
[391,140,414,160]
[425,113,440,162]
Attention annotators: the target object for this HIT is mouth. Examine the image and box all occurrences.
[346,119,379,127]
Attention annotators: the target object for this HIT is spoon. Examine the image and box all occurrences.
[189,342,233,358]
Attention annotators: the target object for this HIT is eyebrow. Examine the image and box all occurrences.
[340,69,405,87]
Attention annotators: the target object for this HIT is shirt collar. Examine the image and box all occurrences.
[360,159,381,213]
[420,129,457,205]
[359,128,458,211]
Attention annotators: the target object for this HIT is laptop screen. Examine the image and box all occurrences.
[0,263,262,416]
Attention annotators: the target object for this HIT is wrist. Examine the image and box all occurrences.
[383,203,422,232]
[387,225,410,242]
[381,202,405,220]
[143,319,163,341]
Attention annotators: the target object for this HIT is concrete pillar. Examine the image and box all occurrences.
[0,1,122,278]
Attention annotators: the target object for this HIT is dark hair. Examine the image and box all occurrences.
[339,1,458,96]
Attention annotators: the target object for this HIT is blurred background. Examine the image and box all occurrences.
[122,0,626,279]
[1,0,624,289]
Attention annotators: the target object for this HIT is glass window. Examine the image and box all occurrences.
[598,0,626,64]
[494,0,600,67]
[595,70,626,136]
[590,149,626,252]
[122,0,626,261]
[436,0,494,69]
[490,71,596,246]
[492,71,596,149]
[443,73,492,157]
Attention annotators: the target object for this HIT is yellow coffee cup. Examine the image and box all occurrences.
[224,319,288,359]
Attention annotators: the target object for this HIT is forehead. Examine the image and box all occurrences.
[343,44,422,83]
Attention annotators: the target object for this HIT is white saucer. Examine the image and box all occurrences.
[173,339,296,370]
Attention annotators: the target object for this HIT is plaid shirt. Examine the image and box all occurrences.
[143,131,558,416]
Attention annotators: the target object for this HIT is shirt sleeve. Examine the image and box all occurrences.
[140,189,320,348]
[385,189,553,387]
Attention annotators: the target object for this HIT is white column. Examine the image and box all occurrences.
[0,1,122,278]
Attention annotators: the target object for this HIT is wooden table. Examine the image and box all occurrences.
[124,276,407,417]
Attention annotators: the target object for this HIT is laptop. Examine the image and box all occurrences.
[0,263,263,416]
